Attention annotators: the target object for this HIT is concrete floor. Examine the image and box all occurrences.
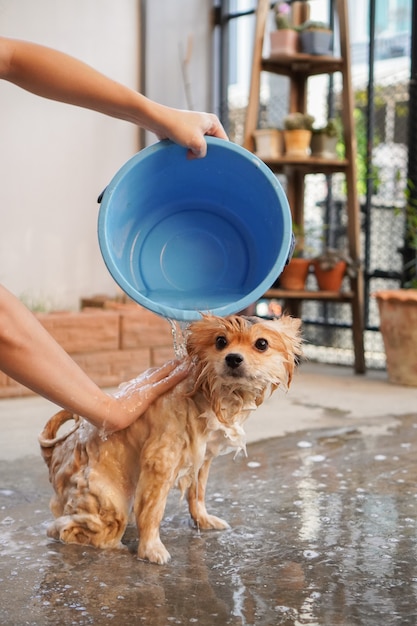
[1,362,417,625]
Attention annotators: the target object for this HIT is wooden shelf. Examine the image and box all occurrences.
[257,156,348,174]
[243,0,365,374]
[264,288,354,302]
[262,54,343,77]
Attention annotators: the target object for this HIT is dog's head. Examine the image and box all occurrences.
[186,314,302,403]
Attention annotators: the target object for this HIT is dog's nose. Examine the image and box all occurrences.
[225,353,244,369]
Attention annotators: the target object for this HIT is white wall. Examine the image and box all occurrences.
[0,0,213,310]
[144,0,213,114]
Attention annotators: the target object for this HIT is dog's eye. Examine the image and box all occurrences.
[215,335,228,350]
[255,338,269,351]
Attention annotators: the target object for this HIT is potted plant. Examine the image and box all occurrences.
[278,224,312,290]
[310,118,340,159]
[374,182,417,386]
[312,248,357,291]
[270,2,299,56]
[253,127,284,160]
[299,20,333,56]
[282,112,315,158]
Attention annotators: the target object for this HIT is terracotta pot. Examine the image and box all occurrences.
[313,260,346,291]
[253,129,284,159]
[374,289,417,387]
[270,30,299,56]
[283,129,312,158]
[279,258,311,290]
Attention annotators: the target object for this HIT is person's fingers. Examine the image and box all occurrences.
[117,359,186,394]
[147,359,190,390]
[209,122,229,141]
[136,360,190,411]
[187,140,207,159]
[187,118,229,159]
[144,359,187,385]
[116,360,190,398]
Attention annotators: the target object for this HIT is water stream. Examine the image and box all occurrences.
[167,318,189,359]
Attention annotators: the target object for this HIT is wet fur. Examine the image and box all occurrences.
[39,314,302,564]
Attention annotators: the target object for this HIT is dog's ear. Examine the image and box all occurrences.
[278,315,302,342]
[280,316,303,387]
[186,314,224,358]
[261,314,302,343]
[240,315,262,325]
[278,316,303,359]
[261,315,303,390]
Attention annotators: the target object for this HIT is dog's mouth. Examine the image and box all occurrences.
[225,368,246,379]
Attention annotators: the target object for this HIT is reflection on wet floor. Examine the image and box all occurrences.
[2,413,417,625]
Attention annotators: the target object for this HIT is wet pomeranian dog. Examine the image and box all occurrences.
[39,314,302,564]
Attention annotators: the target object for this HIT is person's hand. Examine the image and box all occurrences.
[154,108,229,159]
[108,359,191,431]
[0,37,228,160]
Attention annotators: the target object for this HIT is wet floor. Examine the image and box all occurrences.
[2,410,417,625]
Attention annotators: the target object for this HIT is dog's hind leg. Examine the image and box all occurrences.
[187,459,230,530]
[47,504,128,550]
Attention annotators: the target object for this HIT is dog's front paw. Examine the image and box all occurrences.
[138,539,171,565]
[194,514,230,531]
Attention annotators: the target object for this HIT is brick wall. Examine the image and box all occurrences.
[0,301,176,398]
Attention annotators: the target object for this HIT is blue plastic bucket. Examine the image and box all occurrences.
[98,137,292,321]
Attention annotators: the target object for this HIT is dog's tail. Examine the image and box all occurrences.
[38,410,81,467]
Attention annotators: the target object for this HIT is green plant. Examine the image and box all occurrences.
[283,112,315,131]
[402,180,417,288]
[291,223,306,258]
[291,223,322,258]
[313,248,358,278]
[274,2,293,30]
[19,293,56,313]
[298,20,331,32]
[352,107,382,197]
[312,118,339,138]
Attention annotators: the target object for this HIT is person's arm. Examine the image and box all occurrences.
[0,36,228,158]
[0,285,189,432]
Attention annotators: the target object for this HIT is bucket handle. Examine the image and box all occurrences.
[97,187,107,204]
